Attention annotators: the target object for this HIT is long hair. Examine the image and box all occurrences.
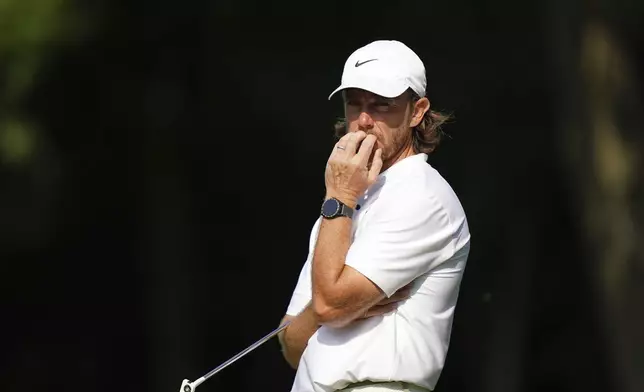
[333,90,452,154]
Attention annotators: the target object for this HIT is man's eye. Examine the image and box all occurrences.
[374,102,391,111]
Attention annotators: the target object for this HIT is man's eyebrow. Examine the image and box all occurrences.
[375,97,400,106]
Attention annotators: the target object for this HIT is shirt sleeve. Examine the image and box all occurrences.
[285,218,321,316]
[344,192,462,298]
[285,257,312,316]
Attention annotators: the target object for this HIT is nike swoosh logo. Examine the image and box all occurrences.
[355,59,377,67]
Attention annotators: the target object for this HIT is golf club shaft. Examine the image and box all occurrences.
[201,320,292,381]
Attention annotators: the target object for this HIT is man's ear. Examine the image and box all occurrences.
[409,97,430,128]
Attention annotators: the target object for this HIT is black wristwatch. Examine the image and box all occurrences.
[320,197,354,219]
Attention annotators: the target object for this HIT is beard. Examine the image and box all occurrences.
[352,124,412,170]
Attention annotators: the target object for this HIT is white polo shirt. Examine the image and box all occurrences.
[285,153,470,392]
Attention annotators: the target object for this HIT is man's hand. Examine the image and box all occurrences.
[325,131,383,206]
[356,283,413,320]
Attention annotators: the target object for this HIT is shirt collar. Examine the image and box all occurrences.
[377,152,428,180]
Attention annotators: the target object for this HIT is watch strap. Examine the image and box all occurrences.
[339,202,354,219]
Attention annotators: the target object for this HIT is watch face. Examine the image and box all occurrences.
[322,199,340,217]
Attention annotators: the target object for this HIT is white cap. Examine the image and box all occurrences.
[328,40,427,100]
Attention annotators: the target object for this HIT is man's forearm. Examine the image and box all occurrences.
[311,194,368,327]
[311,194,386,327]
[278,304,320,369]
[311,213,353,309]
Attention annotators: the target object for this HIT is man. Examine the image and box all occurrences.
[278,40,471,392]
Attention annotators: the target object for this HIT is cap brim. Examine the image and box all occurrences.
[327,80,409,100]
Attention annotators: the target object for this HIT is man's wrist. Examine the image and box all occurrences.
[325,192,358,209]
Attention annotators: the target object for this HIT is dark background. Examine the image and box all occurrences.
[2,0,643,391]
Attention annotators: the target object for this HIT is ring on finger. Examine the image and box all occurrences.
[336,145,346,150]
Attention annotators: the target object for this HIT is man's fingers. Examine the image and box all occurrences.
[335,131,366,156]
[396,282,414,296]
[379,294,401,305]
[378,290,410,305]
[360,288,414,320]
[368,149,383,182]
[376,297,398,306]
[391,288,411,301]
[354,134,377,165]
[330,133,351,158]
[364,302,398,318]
[346,131,367,155]
[331,132,351,153]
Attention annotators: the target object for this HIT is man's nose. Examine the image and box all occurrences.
[357,111,374,130]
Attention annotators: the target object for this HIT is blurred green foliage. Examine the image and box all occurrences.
[0,0,85,165]
[0,119,35,164]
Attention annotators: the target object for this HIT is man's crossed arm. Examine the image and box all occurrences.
[311,211,386,328]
